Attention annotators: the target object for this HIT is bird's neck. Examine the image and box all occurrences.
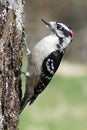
[47,33,59,43]
[48,34,66,54]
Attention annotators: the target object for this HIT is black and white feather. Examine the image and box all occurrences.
[20,19,74,113]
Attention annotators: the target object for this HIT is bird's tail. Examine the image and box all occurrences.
[29,94,38,105]
[20,96,29,114]
[20,85,35,114]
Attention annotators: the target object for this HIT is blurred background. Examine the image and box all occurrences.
[20,0,87,130]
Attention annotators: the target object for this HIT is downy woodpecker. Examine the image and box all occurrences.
[20,19,74,113]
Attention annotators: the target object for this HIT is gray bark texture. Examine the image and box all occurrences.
[0,0,25,129]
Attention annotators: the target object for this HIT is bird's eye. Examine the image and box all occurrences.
[57,24,63,30]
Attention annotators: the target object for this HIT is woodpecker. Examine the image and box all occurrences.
[20,19,74,113]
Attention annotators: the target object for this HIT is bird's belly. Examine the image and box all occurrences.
[31,36,58,74]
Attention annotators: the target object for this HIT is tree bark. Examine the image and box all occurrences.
[0,0,25,129]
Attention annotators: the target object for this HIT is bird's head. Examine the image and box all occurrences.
[41,19,74,50]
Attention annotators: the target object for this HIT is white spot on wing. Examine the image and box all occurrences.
[46,58,54,74]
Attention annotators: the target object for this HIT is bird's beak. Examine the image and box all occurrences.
[41,19,51,28]
[41,19,59,38]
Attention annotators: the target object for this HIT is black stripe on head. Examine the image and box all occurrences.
[62,28,70,37]
[56,23,71,38]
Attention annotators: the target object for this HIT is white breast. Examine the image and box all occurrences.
[31,34,59,74]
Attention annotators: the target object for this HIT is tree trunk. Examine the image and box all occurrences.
[0,0,25,129]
